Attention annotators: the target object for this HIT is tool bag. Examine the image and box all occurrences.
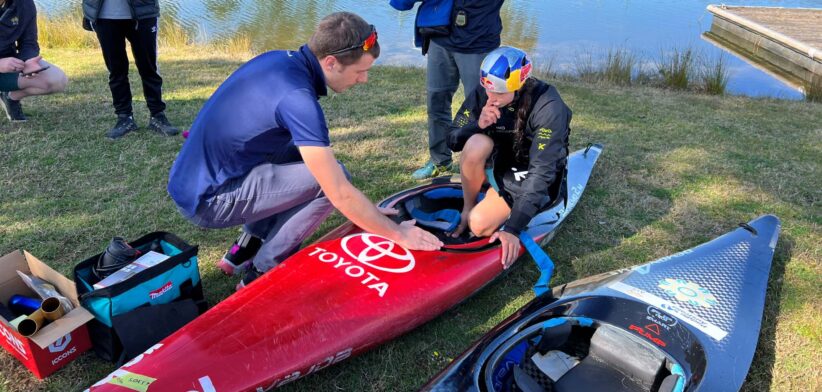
[74,232,207,364]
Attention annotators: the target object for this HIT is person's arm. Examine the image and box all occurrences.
[447,86,487,152]
[16,3,40,61]
[502,97,571,236]
[299,146,442,251]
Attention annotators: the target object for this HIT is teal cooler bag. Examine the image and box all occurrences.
[74,232,208,363]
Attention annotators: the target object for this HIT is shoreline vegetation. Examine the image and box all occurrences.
[0,16,818,392]
[36,14,819,102]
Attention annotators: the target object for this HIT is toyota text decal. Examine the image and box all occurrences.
[341,234,415,273]
[310,234,415,297]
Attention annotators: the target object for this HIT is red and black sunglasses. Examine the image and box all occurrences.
[328,25,378,55]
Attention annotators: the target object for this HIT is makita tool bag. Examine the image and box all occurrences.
[73,232,207,364]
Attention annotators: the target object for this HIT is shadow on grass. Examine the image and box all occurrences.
[741,233,792,392]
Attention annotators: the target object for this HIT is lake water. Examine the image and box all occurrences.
[36,0,821,99]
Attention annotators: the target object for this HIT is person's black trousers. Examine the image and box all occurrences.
[94,18,166,117]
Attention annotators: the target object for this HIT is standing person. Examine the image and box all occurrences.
[0,0,68,123]
[389,0,505,179]
[168,12,443,290]
[82,0,178,139]
[448,47,571,268]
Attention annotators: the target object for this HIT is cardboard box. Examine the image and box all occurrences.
[0,250,94,379]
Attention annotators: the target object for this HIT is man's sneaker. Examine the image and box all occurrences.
[217,232,262,276]
[411,161,450,180]
[149,112,180,136]
[0,92,26,123]
[235,266,263,291]
[106,114,138,139]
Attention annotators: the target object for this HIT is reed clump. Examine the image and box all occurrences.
[37,13,254,58]
[37,11,97,49]
[804,75,822,103]
[658,48,695,90]
[573,52,600,83]
[602,48,636,86]
[702,54,729,95]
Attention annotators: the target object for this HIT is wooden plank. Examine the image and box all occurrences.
[707,5,821,62]
[730,7,822,49]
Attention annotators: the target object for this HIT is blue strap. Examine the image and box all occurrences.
[423,187,485,202]
[519,232,555,296]
[423,188,463,199]
[485,167,501,193]
[670,364,686,392]
[408,206,461,232]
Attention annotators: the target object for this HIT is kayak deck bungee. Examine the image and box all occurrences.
[86,145,603,392]
[422,215,780,392]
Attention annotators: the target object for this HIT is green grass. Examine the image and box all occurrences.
[0,47,820,392]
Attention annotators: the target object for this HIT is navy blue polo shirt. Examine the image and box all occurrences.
[168,45,329,218]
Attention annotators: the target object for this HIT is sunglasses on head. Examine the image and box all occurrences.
[328,25,378,55]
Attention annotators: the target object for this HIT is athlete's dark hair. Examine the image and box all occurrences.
[513,78,539,162]
[309,12,381,66]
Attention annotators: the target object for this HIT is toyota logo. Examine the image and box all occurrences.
[341,234,415,273]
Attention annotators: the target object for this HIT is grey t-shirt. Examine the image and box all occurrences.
[99,0,132,20]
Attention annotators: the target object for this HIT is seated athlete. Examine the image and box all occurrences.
[447,46,571,269]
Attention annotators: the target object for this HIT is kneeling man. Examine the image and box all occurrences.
[168,12,442,290]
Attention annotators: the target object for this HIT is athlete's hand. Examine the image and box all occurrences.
[377,206,399,216]
[21,56,43,76]
[478,101,501,129]
[396,220,443,251]
[0,57,24,73]
[489,230,520,269]
[449,206,473,238]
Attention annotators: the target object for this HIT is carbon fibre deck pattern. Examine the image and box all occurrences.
[622,240,754,349]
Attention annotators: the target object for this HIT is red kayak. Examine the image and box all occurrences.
[86,144,603,392]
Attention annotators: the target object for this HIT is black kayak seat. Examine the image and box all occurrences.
[513,365,548,392]
[554,324,666,392]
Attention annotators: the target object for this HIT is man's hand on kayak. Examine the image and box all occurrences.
[396,220,443,251]
[490,230,519,269]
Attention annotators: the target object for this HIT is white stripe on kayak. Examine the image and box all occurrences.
[198,376,217,392]
[610,281,728,341]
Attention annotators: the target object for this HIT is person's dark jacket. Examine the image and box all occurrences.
[433,0,504,54]
[448,79,571,235]
[389,0,453,49]
[0,0,40,60]
[82,0,160,28]
[390,0,503,54]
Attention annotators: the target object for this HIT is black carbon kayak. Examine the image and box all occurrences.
[422,215,780,392]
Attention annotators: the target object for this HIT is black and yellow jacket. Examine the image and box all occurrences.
[447,79,571,235]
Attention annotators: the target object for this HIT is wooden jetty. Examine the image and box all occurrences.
[704,5,821,91]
